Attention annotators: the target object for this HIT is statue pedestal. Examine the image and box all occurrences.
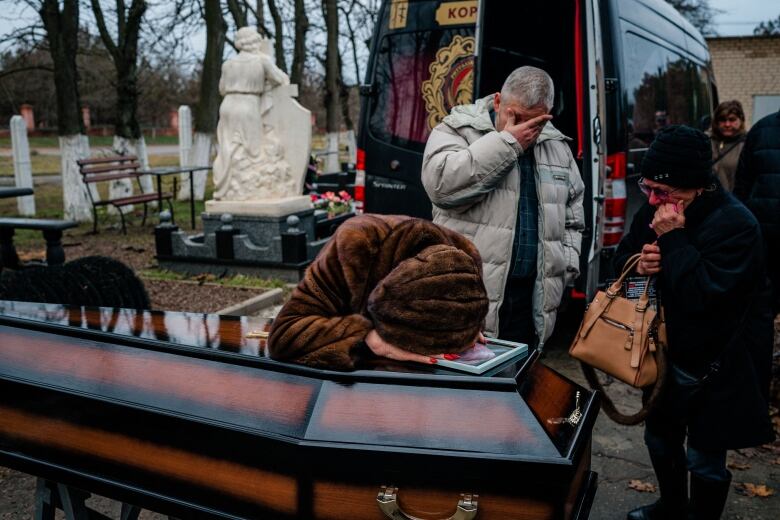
[205,196,312,217]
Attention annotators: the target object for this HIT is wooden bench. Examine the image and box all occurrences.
[0,218,78,269]
[77,155,173,234]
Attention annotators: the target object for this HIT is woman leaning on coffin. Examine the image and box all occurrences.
[615,125,774,520]
[268,214,489,370]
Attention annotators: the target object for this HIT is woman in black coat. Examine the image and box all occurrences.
[615,126,774,520]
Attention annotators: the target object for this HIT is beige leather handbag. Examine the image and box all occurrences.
[569,254,661,388]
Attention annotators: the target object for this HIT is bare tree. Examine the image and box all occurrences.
[323,0,340,173]
[182,0,227,200]
[255,0,266,33]
[665,0,718,35]
[290,0,309,86]
[337,0,377,162]
[38,0,83,136]
[91,0,156,205]
[90,0,147,142]
[754,14,780,36]
[226,0,249,27]
[37,0,94,221]
[266,0,287,72]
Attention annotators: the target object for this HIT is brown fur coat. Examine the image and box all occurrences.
[268,214,486,370]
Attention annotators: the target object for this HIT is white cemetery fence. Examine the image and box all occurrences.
[177,105,193,200]
[9,116,35,216]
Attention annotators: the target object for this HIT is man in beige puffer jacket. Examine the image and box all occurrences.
[422,66,585,348]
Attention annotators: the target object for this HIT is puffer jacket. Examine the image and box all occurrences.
[421,94,585,344]
[734,109,780,310]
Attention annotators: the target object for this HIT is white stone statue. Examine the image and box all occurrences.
[212,27,294,201]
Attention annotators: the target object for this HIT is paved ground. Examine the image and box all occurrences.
[542,310,780,520]
[0,308,777,519]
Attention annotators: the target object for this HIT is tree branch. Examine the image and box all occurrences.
[0,65,54,82]
[117,0,127,45]
[91,0,120,58]
[227,0,248,27]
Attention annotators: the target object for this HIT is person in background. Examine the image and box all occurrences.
[709,100,747,192]
[616,126,774,520]
[734,108,780,313]
[268,214,489,370]
[421,66,584,348]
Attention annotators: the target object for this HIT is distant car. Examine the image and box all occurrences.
[355,0,716,297]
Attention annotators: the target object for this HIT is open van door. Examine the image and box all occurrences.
[474,0,607,299]
[583,0,608,298]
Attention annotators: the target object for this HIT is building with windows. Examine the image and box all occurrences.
[706,35,780,126]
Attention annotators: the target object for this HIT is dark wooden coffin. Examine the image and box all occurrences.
[0,300,599,519]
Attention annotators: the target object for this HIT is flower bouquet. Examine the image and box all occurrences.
[310,190,353,218]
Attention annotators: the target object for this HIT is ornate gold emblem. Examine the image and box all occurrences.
[421,35,476,130]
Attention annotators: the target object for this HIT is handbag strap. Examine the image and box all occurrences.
[580,326,668,426]
[580,254,648,340]
[712,136,745,167]
[606,253,643,297]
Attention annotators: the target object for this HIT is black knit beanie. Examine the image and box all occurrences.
[641,125,712,188]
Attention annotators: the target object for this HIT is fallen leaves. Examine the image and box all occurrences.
[17,250,46,262]
[734,483,774,498]
[627,480,657,493]
[737,447,760,458]
[727,460,751,471]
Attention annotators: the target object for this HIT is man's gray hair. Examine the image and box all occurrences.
[500,66,555,111]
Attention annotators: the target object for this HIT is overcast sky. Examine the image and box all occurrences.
[710,0,778,35]
[0,0,778,57]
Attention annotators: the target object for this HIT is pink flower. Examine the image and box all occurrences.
[338,190,352,201]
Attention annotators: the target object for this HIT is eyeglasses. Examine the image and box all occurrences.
[638,178,679,202]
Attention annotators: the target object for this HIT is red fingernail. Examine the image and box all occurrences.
[429,357,438,364]
[443,354,461,360]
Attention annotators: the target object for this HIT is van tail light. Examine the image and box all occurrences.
[354,148,366,213]
[602,152,627,247]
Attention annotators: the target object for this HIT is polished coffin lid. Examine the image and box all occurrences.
[0,300,598,518]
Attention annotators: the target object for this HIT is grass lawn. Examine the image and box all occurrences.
[0,150,180,177]
[0,159,211,248]
[0,134,179,149]
[0,154,61,176]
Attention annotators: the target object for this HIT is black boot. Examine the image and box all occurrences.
[627,454,688,520]
[688,471,731,520]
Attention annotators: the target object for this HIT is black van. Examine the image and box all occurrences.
[355,0,715,298]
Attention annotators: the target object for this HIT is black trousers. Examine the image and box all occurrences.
[497,275,538,347]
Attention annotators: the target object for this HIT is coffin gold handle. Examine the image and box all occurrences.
[376,486,478,520]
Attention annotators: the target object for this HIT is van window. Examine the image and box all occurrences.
[368,28,475,153]
[623,33,711,149]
